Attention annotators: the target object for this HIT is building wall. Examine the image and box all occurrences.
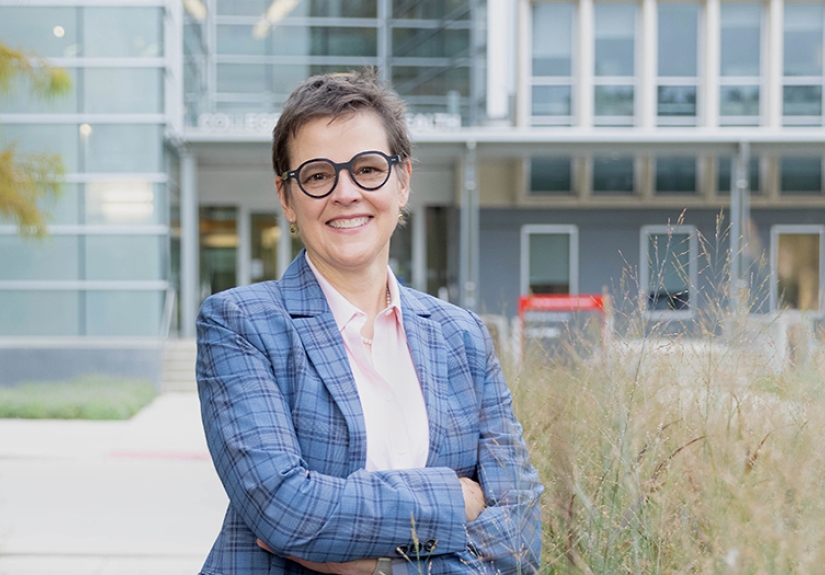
[479,206,825,317]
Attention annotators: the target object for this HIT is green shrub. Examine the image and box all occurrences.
[0,375,157,420]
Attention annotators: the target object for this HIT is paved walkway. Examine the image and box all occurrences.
[0,392,228,575]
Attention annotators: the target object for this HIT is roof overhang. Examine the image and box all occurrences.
[178,127,825,162]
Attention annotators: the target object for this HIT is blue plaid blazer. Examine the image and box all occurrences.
[196,252,543,575]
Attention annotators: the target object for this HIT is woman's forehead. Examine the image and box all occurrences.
[288,111,391,160]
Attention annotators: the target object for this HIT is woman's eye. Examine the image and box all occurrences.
[303,171,331,184]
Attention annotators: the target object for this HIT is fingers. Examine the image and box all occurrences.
[256,538,274,553]
[459,476,486,522]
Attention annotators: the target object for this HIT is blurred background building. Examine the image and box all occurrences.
[0,0,823,385]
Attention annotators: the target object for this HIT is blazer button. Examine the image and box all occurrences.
[395,544,409,557]
[423,539,437,553]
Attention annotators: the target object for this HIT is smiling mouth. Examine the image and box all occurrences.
[327,216,371,229]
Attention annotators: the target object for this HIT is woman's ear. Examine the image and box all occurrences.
[276,177,296,223]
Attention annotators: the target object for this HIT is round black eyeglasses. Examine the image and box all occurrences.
[281,150,402,199]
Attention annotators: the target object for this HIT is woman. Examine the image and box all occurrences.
[196,70,543,575]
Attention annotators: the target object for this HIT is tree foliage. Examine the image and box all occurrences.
[0,41,71,236]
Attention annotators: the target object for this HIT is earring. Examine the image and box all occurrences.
[290,222,297,234]
[398,212,405,223]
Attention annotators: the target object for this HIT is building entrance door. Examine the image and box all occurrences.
[200,206,237,300]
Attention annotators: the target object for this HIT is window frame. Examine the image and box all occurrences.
[640,224,698,319]
[530,0,578,126]
[656,1,702,127]
[525,156,576,195]
[770,224,825,314]
[593,1,638,126]
[782,2,825,126]
[520,224,580,296]
[589,154,638,195]
[653,156,701,195]
[718,1,765,126]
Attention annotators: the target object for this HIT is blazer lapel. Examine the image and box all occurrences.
[400,288,449,467]
[280,254,367,474]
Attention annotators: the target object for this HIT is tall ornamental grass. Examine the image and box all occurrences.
[509,221,825,574]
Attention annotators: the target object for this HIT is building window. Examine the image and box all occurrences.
[592,156,635,194]
[531,2,575,125]
[641,225,697,316]
[717,156,761,194]
[781,157,823,193]
[520,225,579,295]
[784,3,824,125]
[594,2,636,125]
[771,226,824,312]
[655,157,698,194]
[529,157,574,194]
[657,2,699,125]
[720,3,762,125]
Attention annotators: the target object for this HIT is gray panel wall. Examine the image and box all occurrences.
[478,207,825,318]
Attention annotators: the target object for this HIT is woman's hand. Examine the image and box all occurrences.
[459,476,486,522]
[257,539,378,575]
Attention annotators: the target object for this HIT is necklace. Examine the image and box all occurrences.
[361,286,392,346]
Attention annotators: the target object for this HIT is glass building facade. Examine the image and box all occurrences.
[0,0,823,385]
[185,0,487,125]
[0,3,169,338]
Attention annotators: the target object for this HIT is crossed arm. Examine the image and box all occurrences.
[197,296,542,574]
[257,478,486,575]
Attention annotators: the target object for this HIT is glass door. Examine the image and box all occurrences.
[200,206,237,299]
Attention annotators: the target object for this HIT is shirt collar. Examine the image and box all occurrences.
[305,253,402,333]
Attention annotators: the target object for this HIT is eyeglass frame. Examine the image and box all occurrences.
[280,150,403,199]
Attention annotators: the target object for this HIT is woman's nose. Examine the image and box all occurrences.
[330,169,362,201]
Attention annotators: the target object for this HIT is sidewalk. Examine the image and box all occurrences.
[0,392,228,575]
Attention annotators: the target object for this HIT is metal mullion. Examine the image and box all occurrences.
[390,56,472,67]
[215,55,379,65]
[657,77,699,87]
[64,173,169,183]
[0,226,170,235]
[0,281,170,290]
[593,76,636,86]
[389,18,473,29]
[207,0,217,115]
[0,0,163,5]
[0,114,167,124]
[531,77,574,87]
[215,15,379,27]
[47,57,167,68]
[378,0,389,80]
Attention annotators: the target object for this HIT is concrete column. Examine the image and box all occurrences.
[515,0,531,127]
[487,0,512,121]
[377,0,390,80]
[767,0,783,127]
[578,0,594,127]
[459,142,479,311]
[640,0,657,129]
[237,205,251,286]
[730,142,751,312]
[411,203,427,293]
[277,211,292,279]
[180,150,199,338]
[705,0,720,127]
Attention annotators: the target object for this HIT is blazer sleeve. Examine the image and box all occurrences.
[416,312,544,575]
[196,291,468,564]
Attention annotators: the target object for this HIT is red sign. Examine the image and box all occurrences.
[518,294,605,316]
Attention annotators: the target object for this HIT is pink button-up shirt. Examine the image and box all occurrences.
[306,255,430,472]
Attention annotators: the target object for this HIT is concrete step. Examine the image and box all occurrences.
[161,339,197,392]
